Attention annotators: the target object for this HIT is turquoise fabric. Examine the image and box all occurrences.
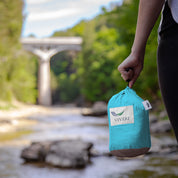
[107,87,151,152]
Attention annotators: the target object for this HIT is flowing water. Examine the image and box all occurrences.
[0,107,177,178]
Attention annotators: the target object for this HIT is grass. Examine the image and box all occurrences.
[0,129,33,142]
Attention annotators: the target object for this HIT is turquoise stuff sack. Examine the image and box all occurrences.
[107,86,151,157]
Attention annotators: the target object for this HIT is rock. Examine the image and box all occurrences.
[172,154,178,161]
[81,101,107,116]
[159,110,168,119]
[147,135,178,155]
[46,140,93,168]
[148,136,162,154]
[160,144,178,154]
[89,149,101,157]
[149,114,158,124]
[0,119,11,124]
[150,120,172,133]
[21,141,51,162]
[21,140,93,169]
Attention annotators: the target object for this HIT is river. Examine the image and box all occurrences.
[0,106,177,178]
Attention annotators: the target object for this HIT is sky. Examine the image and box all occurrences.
[22,0,122,38]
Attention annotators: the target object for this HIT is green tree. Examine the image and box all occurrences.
[0,0,37,104]
[75,24,127,102]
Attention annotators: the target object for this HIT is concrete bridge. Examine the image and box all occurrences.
[21,37,83,106]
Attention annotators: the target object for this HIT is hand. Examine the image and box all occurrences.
[118,52,144,88]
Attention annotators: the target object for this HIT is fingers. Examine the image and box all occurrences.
[118,65,142,88]
[128,70,141,88]
[121,70,133,81]
[129,75,137,88]
[118,54,144,88]
[118,66,134,84]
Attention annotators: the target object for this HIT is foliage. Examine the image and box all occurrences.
[75,26,127,102]
[50,51,80,103]
[0,0,37,103]
[107,0,161,100]
[0,0,23,54]
[75,0,161,102]
[53,0,161,103]
[57,73,80,103]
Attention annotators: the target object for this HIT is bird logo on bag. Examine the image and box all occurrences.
[111,111,124,116]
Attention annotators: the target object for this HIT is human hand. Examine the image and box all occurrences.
[118,53,144,88]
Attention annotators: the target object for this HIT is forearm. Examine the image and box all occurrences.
[132,0,165,56]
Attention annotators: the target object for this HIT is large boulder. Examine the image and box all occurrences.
[21,140,93,168]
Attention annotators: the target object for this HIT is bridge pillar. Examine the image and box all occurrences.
[21,37,83,106]
[38,57,51,106]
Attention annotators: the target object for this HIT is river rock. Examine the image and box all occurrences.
[0,119,12,124]
[21,140,93,168]
[81,101,107,116]
[160,144,178,154]
[149,114,158,124]
[21,141,51,162]
[150,120,172,133]
[149,136,178,155]
[148,136,162,154]
[159,110,168,119]
[46,140,93,168]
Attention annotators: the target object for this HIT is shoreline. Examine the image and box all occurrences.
[0,102,83,140]
[0,102,82,120]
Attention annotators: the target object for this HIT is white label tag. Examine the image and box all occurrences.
[110,105,134,126]
[142,100,152,110]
